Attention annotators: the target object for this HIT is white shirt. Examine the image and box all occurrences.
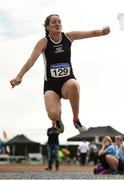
[78,142,89,153]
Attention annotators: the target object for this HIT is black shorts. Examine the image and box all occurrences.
[118,159,124,170]
[43,75,76,98]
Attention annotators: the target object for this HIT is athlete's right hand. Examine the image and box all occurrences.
[10,76,22,88]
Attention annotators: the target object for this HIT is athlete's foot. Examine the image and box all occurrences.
[73,119,87,133]
[56,120,64,133]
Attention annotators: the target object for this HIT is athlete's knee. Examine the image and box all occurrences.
[47,108,61,121]
[68,81,80,93]
[62,80,80,99]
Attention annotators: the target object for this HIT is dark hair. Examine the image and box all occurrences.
[44,14,59,36]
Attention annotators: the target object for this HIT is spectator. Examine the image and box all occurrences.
[89,141,98,165]
[58,148,64,163]
[98,136,116,170]
[45,121,60,171]
[62,146,71,165]
[105,135,124,174]
[94,136,118,174]
[77,140,89,166]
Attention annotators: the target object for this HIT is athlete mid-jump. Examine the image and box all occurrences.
[10,14,110,133]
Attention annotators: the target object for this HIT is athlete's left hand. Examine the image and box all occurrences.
[102,26,110,35]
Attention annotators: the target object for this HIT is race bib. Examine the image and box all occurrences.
[50,63,70,78]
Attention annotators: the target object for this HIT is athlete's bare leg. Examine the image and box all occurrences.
[61,78,80,118]
[44,90,64,133]
[61,78,86,133]
[44,90,61,121]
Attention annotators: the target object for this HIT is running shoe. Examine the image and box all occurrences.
[56,120,64,133]
[73,119,87,133]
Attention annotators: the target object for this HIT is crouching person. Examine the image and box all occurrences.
[106,135,124,174]
[94,136,116,174]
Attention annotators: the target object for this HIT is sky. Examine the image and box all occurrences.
[1,0,124,144]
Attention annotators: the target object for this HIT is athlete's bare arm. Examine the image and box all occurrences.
[66,26,110,41]
[10,38,46,88]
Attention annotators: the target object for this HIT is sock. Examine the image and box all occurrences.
[56,121,60,127]
[56,119,62,128]
[73,117,79,122]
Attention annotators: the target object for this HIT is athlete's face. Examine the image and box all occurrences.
[47,15,62,33]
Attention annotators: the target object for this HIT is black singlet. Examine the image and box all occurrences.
[42,32,76,97]
[43,32,74,80]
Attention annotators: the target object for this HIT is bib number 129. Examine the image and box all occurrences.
[50,63,70,78]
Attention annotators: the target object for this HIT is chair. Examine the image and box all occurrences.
[28,153,43,164]
[0,154,10,164]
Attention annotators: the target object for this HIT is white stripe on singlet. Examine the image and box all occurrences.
[42,37,48,81]
[42,51,47,81]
